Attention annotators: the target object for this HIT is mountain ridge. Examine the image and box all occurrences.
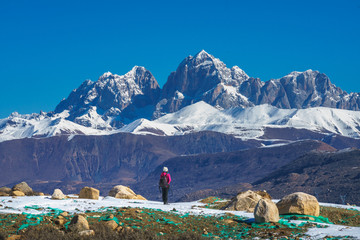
[1,50,360,143]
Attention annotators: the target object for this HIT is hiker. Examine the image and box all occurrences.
[159,167,171,204]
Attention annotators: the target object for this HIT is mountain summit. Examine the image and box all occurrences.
[55,66,160,127]
[154,50,251,117]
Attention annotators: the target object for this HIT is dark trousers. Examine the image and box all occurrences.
[162,187,169,204]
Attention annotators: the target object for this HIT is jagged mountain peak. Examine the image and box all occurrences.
[54,66,160,127]
[194,49,213,61]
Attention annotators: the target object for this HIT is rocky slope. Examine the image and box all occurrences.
[252,148,360,205]
[133,140,336,201]
[55,66,160,128]
[176,148,360,205]
[0,131,259,194]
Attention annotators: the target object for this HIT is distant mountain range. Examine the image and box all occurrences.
[1,50,360,143]
[1,50,360,204]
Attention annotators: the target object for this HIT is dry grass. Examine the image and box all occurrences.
[320,206,360,227]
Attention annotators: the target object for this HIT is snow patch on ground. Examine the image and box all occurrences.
[0,196,359,239]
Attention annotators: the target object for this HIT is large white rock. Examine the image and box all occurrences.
[51,189,66,200]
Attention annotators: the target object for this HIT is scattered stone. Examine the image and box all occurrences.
[105,220,118,230]
[254,198,279,223]
[34,192,45,196]
[54,216,65,225]
[108,185,146,200]
[276,192,320,216]
[12,182,33,195]
[52,189,67,200]
[11,191,25,197]
[223,190,263,212]
[223,219,236,224]
[115,226,123,232]
[0,187,12,194]
[60,211,69,217]
[79,187,99,200]
[78,229,95,236]
[68,215,90,232]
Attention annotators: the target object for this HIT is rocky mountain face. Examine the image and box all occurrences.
[155,51,360,117]
[55,66,160,128]
[43,50,360,129]
[154,50,251,117]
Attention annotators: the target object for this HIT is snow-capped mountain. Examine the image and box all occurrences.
[0,111,111,143]
[155,50,360,117]
[1,50,360,143]
[55,66,160,127]
[154,50,252,117]
[120,101,360,139]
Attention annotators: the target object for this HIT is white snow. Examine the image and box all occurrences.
[121,101,360,140]
[0,196,359,239]
[3,101,360,143]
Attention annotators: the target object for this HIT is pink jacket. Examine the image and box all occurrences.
[160,172,171,184]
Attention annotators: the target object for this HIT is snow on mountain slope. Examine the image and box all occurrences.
[2,101,360,143]
[121,101,360,139]
[0,111,112,142]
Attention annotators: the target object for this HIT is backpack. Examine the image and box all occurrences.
[159,174,169,188]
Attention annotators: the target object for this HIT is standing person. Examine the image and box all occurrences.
[159,167,171,204]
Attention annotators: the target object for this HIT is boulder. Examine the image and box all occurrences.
[0,192,9,196]
[54,216,65,226]
[79,187,99,200]
[276,192,320,216]
[254,198,279,223]
[12,182,33,195]
[11,191,25,196]
[52,189,67,200]
[223,190,263,212]
[0,187,12,194]
[105,220,118,230]
[108,185,146,200]
[68,215,90,232]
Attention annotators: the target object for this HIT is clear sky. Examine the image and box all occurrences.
[1,0,359,118]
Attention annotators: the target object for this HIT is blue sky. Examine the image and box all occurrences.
[0,0,359,118]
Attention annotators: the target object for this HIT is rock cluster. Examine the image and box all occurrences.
[0,182,44,197]
[223,190,269,212]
